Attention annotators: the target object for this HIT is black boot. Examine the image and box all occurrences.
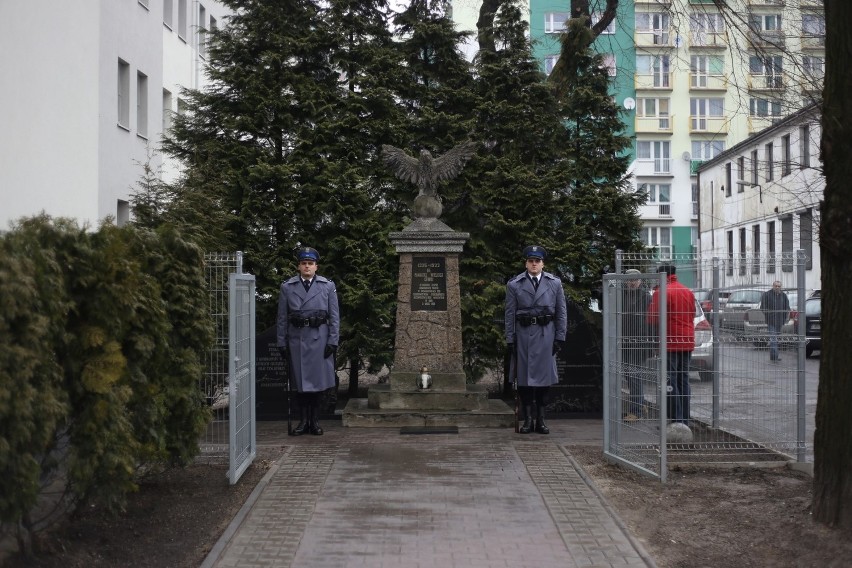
[291,405,308,436]
[519,406,533,434]
[535,407,549,435]
[309,402,323,436]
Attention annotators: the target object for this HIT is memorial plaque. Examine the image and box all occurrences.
[411,257,447,311]
[255,325,290,420]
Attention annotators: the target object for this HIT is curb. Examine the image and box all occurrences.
[199,447,291,568]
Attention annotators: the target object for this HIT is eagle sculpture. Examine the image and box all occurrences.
[381,140,479,219]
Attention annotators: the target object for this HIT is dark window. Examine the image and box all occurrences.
[739,227,747,275]
[782,134,791,176]
[799,125,810,169]
[781,216,794,272]
[752,225,761,274]
[726,162,732,196]
[767,221,776,273]
[727,230,734,276]
[765,142,774,182]
[800,209,813,270]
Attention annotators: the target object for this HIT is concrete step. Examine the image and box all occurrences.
[367,383,490,410]
[341,398,516,428]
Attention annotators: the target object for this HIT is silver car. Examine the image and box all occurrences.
[719,288,764,333]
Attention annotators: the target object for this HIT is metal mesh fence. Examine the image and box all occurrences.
[201,252,242,453]
[604,251,814,481]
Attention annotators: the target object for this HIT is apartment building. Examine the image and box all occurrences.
[0,1,231,230]
[525,0,825,287]
[696,103,822,292]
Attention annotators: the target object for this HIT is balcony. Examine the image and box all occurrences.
[689,32,727,48]
[689,115,729,134]
[748,29,785,48]
[635,30,673,48]
[801,35,826,50]
[635,159,672,177]
[690,160,703,175]
[748,115,781,133]
[635,72,673,90]
[635,115,674,133]
[641,203,673,220]
[748,73,785,91]
[689,73,727,90]
[747,0,784,5]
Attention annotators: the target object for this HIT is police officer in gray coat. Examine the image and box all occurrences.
[277,247,340,436]
[505,245,568,434]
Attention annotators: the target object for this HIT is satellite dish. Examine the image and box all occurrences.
[624,97,636,110]
[682,151,691,161]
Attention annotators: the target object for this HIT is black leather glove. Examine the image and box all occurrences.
[553,340,565,356]
[324,344,337,359]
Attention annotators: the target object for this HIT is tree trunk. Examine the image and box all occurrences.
[812,0,852,529]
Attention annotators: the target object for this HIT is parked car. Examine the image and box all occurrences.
[691,297,714,381]
[719,288,764,332]
[804,297,821,358]
[693,287,735,325]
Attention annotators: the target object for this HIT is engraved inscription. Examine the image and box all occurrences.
[411,257,447,311]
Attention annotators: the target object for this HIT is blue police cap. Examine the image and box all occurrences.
[523,245,547,260]
[296,247,320,261]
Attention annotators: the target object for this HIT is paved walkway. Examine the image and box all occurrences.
[201,420,656,568]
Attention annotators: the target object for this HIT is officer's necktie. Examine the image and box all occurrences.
[531,276,539,291]
[302,279,311,292]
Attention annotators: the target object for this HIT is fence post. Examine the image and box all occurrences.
[711,257,721,429]
[796,250,807,462]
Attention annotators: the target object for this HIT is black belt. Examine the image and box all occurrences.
[289,316,328,328]
[517,314,553,327]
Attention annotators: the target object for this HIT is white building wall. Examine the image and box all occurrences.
[697,105,823,292]
[0,0,231,231]
[0,3,101,228]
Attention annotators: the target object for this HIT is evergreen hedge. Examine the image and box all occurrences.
[0,216,212,532]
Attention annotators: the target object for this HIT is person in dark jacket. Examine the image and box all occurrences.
[622,269,651,419]
[277,247,340,436]
[647,264,695,426]
[505,245,568,434]
[760,281,790,362]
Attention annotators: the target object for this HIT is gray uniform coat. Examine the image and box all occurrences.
[504,271,568,387]
[276,274,340,393]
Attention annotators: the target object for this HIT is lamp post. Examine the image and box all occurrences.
[736,180,762,203]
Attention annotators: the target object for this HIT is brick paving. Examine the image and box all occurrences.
[204,420,656,568]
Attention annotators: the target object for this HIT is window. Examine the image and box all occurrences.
[739,227,747,275]
[690,12,725,33]
[163,0,173,28]
[117,200,131,227]
[765,142,774,181]
[118,59,130,129]
[162,89,173,134]
[803,56,824,82]
[737,156,745,189]
[642,227,672,258]
[198,4,207,57]
[781,216,793,272]
[690,55,724,87]
[749,14,782,32]
[691,182,699,217]
[690,97,724,130]
[645,183,671,203]
[178,0,187,40]
[636,12,670,44]
[726,230,734,276]
[800,209,813,270]
[781,134,791,177]
[802,14,826,36]
[749,55,783,88]
[749,97,783,117]
[600,53,616,77]
[137,72,148,138]
[210,15,217,33]
[177,97,188,116]
[637,140,671,173]
[752,225,761,274]
[591,12,616,34]
[726,163,732,197]
[544,55,558,76]
[751,149,759,186]
[691,140,724,161]
[799,125,811,169]
[544,12,569,33]
[767,221,776,273]
[636,54,670,88]
[638,97,670,129]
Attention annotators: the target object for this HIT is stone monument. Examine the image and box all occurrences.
[343,141,514,428]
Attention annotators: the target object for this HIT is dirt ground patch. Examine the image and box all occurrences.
[4,447,284,568]
[570,445,852,568]
[5,437,852,568]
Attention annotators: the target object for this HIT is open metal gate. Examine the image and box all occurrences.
[228,271,256,484]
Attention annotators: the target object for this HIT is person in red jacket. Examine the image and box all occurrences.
[647,264,695,425]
